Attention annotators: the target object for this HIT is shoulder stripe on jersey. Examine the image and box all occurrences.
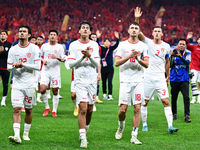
[34,59,41,61]
[115,55,121,58]
[68,58,76,60]
[143,56,149,58]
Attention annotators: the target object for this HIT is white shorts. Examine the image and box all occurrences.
[71,80,75,93]
[118,82,144,106]
[11,88,36,109]
[75,83,96,105]
[144,75,169,100]
[40,73,61,88]
[191,69,200,83]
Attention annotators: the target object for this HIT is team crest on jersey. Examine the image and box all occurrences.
[54,50,57,54]
[5,47,8,51]
[161,48,164,52]
[90,48,93,53]
[27,53,31,58]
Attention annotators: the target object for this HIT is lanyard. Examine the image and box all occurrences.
[104,48,110,58]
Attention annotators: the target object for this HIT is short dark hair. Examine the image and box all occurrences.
[89,33,97,40]
[49,29,58,35]
[1,29,8,35]
[37,35,44,39]
[153,26,162,31]
[19,24,32,35]
[78,21,93,31]
[197,36,200,41]
[129,22,140,28]
[104,38,111,42]
[30,36,36,40]
[178,38,187,44]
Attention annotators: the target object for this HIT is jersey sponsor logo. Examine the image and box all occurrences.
[27,53,31,58]
[161,48,164,52]
[124,51,129,53]
[77,49,82,51]
[123,100,128,102]
[54,50,57,54]
[15,55,19,56]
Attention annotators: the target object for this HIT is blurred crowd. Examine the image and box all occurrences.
[0,0,199,44]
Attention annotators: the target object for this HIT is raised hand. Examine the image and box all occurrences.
[134,7,142,18]
[186,32,193,40]
[96,30,102,38]
[114,31,119,39]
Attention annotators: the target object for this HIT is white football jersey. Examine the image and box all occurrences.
[143,37,170,76]
[68,39,100,84]
[41,43,65,77]
[115,40,149,82]
[7,43,41,89]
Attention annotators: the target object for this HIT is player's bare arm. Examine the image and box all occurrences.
[186,32,193,40]
[165,58,170,85]
[41,58,48,65]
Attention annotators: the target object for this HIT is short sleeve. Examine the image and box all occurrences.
[115,42,123,58]
[68,42,76,60]
[143,44,149,58]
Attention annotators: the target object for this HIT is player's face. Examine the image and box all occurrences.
[104,39,111,48]
[0,32,8,40]
[152,28,163,40]
[177,40,186,51]
[37,37,44,45]
[79,24,91,38]
[30,38,36,44]
[128,24,140,37]
[49,32,57,42]
[90,34,97,42]
[18,27,31,40]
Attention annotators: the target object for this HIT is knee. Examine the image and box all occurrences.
[14,107,21,114]
[79,107,87,116]
[40,87,46,94]
[162,98,170,107]
[119,107,127,114]
[25,109,32,115]
[71,92,76,100]
[134,107,140,115]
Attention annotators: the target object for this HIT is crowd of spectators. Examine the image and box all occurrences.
[0,0,199,45]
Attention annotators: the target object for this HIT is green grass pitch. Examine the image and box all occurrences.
[0,63,200,150]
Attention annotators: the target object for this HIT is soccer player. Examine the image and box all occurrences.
[68,21,100,148]
[30,36,37,44]
[7,25,41,143]
[135,7,178,133]
[115,22,149,145]
[35,36,44,103]
[40,30,65,117]
[186,32,200,104]
[0,30,12,106]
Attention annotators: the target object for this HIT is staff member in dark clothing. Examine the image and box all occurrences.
[96,30,119,100]
[170,39,191,123]
[0,30,12,106]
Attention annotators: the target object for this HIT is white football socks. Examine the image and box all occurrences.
[141,106,147,126]
[13,123,20,137]
[41,94,50,109]
[164,107,173,128]
[53,95,59,113]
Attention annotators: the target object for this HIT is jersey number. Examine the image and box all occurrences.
[19,58,27,63]
[135,94,141,101]
[85,57,89,61]
[48,54,52,59]
[162,89,166,96]
[25,96,32,103]
[155,50,160,56]
[130,58,135,62]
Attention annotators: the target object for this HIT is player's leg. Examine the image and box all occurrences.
[170,82,180,120]
[159,87,178,133]
[180,82,191,122]
[101,67,107,99]
[115,82,130,139]
[95,79,103,103]
[52,87,59,117]
[1,70,10,106]
[197,71,200,103]
[46,83,51,99]
[107,67,114,100]
[190,69,198,103]
[131,82,143,144]
[36,71,42,103]
[79,102,88,148]
[40,74,51,116]
[8,89,23,144]
[86,104,93,133]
